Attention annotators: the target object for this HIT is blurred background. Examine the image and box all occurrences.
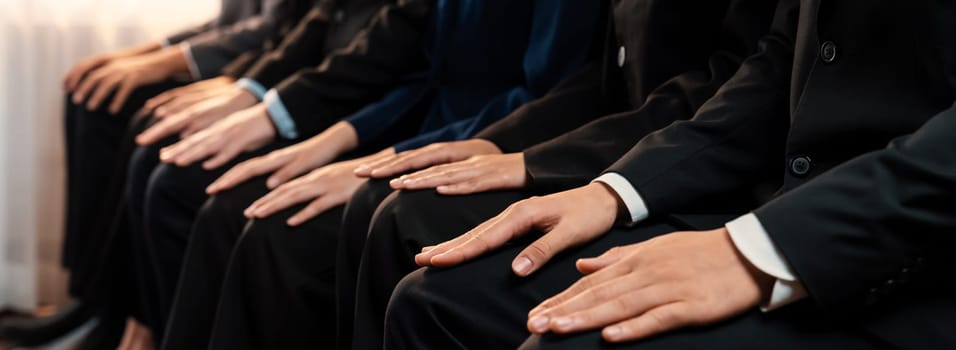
[0,0,216,314]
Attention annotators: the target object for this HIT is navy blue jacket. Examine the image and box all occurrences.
[343,0,601,151]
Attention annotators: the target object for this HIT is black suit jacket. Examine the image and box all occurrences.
[608,0,956,347]
[224,0,391,87]
[475,0,778,193]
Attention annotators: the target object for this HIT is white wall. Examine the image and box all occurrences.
[0,0,217,311]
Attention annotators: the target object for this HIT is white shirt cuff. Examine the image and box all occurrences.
[235,78,268,100]
[178,42,201,80]
[593,173,649,223]
[726,213,808,311]
[263,90,299,140]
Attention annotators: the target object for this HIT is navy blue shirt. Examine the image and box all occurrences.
[343,0,601,151]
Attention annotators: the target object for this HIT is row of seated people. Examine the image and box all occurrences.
[1,0,955,349]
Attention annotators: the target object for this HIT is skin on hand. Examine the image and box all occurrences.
[143,76,237,115]
[353,139,502,178]
[62,41,162,91]
[387,152,527,195]
[135,87,258,146]
[525,228,774,343]
[415,182,621,276]
[158,104,276,170]
[205,122,362,194]
[71,45,190,114]
[243,148,396,226]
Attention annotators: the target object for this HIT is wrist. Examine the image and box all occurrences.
[723,227,777,301]
[587,182,627,225]
[157,45,190,77]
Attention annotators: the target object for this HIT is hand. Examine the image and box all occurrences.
[525,228,774,343]
[71,47,188,114]
[159,104,276,170]
[388,153,526,195]
[243,152,391,226]
[62,41,161,91]
[136,87,258,146]
[206,121,363,194]
[353,139,502,178]
[142,76,236,116]
[415,183,621,276]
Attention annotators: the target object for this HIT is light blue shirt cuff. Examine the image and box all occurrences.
[593,172,650,223]
[178,43,201,81]
[235,78,268,100]
[263,90,299,140]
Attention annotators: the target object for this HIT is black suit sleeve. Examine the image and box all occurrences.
[272,0,434,137]
[165,20,217,45]
[242,2,337,87]
[221,51,265,78]
[754,103,956,313]
[605,0,797,216]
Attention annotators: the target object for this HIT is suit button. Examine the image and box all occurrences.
[334,9,346,22]
[899,267,911,284]
[882,279,898,296]
[789,156,812,176]
[617,46,626,67]
[820,41,837,63]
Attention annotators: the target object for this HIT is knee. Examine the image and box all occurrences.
[386,268,431,318]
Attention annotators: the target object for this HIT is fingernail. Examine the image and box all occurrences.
[553,317,574,330]
[421,246,435,253]
[528,305,546,316]
[512,257,532,275]
[72,94,81,103]
[529,316,549,332]
[436,185,449,192]
[604,326,622,339]
[266,178,278,188]
[389,178,402,187]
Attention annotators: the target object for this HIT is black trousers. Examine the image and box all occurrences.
[161,176,393,350]
[383,219,887,350]
[341,189,528,350]
[125,137,292,338]
[62,81,185,299]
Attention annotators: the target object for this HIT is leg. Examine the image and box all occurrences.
[385,221,887,350]
[161,177,270,350]
[334,178,401,349]
[206,203,346,350]
[346,189,528,350]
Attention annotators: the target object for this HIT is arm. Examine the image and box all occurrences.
[270,0,436,138]
[753,102,956,313]
[183,0,304,79]
[604,0,798,219]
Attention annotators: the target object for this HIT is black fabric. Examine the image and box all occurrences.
[124,137,292,339]
[62,81,186,299]
[383,223,885,350]
[334,178,402,350]
[343,189,528,350]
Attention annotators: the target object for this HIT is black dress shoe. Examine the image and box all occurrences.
[0,300,93,346]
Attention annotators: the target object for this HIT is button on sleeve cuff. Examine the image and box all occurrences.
[263,90,299,140]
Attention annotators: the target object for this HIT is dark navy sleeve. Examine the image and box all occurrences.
[393,0,601,151]
[344,81,428,143]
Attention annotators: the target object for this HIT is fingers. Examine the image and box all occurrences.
[64,58,106,91]
[287,195,340,226]
[366,147,456,178]
[576,246,629,275]
[245,179,323,219]
[602,303,691,342]
[86,73,124,111]
[427,202,539,268]
[108,79,135,114]
[530,285,670,335]
[413,213,506,266]
[511,223,591,277]
[206,153,290,194]
[136,112,189,146]
[155,93,207,118]
[532,261,638,315]
[389,163,481,190]
[202,145,242,170]
[143,89,179,112]
[267,161,311,189]
[160,130,221,167]
[72,68,110,105]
